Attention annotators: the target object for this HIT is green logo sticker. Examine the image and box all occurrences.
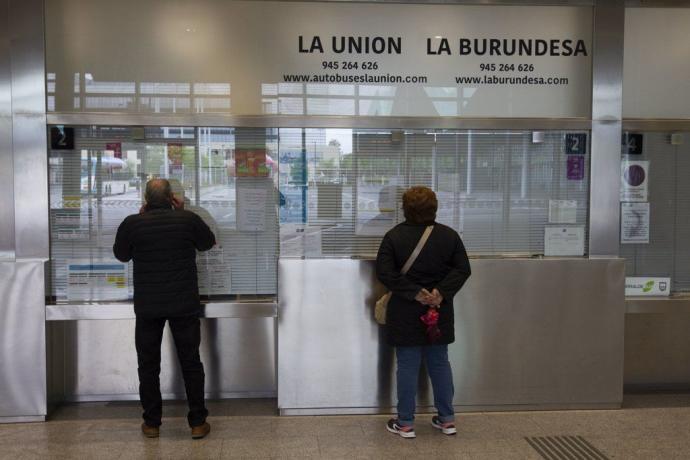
[642,281,655,293]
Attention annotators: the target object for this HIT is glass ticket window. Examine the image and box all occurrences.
[48,126,590,303]
[47,125,278,303]
[620,131,690,292]
[278,129,591,258]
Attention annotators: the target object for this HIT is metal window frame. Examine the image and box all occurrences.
[37,0,631,271]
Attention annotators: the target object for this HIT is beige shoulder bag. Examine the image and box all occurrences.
[375,225,434,325]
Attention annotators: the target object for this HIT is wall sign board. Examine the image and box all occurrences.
[46,0,593,118]
[625,277,671,297]
[621,133,643,156]
[50,126,74,150]
[544,226,585,256]
[565,133,587,155]
[621,202,650,244]
[620,160,648,202]
[567,156,585,180]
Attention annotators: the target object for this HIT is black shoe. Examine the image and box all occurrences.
[431,415,457,435]
[386,418,416,438]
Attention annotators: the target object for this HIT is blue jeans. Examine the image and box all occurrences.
[395,345,454,427]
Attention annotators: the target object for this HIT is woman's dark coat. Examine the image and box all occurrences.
[376,221,471,346]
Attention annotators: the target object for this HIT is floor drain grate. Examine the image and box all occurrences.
[525,435,609,460]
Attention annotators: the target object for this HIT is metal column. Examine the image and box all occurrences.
[0,0,48,423]
[589,0,624,256]
[0,0,14,260]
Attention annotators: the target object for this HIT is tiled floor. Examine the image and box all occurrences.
[2,394,690,459]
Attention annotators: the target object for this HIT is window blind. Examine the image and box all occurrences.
[278,129,590,258]
[620,131,690,292]
[48,125,590,302]
[48,126,278,302]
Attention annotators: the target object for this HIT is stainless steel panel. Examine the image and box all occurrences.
[625,313,690,387]
[0,260,47,420]
[0,0,14,261]
[278,258,625,413]
[10,0,48,259]
[46,302,278,321]
[626,296,690,314]
[13,115,49,258]
[588,0,624,256]
[46,113,593,131]
[0,416,45,423]
[9,0,44,116]
[591,1,624,122]
[589,120,622,256]
[623,119,690,131]
[278,259,393,410]
[60,318,275,401]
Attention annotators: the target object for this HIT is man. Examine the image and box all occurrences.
[113,178,215,439]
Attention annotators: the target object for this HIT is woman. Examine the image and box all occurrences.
[376,186,471,438]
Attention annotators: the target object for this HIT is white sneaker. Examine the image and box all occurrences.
[386,418,416,438]
[431,415,457,435]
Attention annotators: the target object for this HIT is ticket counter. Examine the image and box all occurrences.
[2,0,689,423]
[278,258,624,414]
[44,303,276,403]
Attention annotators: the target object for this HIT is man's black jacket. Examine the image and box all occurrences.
[113,206,215,318]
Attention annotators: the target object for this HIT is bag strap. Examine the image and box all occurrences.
[401,225,433,275]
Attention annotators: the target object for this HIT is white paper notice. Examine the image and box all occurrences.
[548,200,577,224]
[621,202,650,244]
[620,160,649,202]
[237,188,268,232]
[197,247,231,295]
[544,226,585,256]
[56,229,90,241]
[67,260,129,301]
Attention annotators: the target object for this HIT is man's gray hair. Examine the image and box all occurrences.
[145,179,172,208]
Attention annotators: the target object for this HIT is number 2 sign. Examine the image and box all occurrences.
[565,133,587,155]
[50,126,74,150]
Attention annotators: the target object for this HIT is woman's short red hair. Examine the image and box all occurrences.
[402,186,437,224]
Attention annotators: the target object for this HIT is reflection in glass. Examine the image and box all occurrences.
[47,125,591,302]
[278,129,590,258]
[48,126,278,303]
[66,73,231,114]
[260,83,477,117]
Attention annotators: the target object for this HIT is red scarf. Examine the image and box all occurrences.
[420,307,441,343]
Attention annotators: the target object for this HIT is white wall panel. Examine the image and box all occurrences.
[623,8,690,119]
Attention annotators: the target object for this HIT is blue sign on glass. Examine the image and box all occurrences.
[279,150,308,224]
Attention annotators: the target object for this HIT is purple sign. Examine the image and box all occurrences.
[567,156,585,180]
